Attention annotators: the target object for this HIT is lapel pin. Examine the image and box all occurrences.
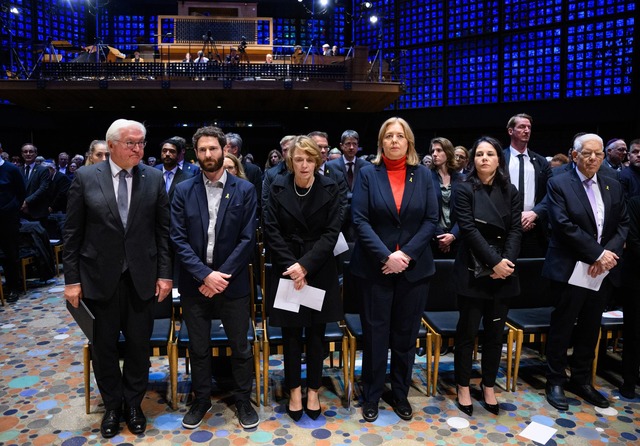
[606,185,609,190]
[225,193,230,199]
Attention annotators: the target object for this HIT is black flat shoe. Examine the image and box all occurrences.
[304,406,322,420]
[455,398,473,416]
[100,408,122,438]
[286,405,303,422]
[480,384,500,415]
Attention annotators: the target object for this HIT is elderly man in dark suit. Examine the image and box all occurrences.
[20,143,51,222]
[171,126,259,430]
[543,133,628,411]
[63,119,172,438]
[503,113,552,258]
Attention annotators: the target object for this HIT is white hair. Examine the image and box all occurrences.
[105,119,146,143]
[573,133,603,152]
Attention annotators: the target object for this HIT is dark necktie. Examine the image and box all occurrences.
[117,169,129,229]
[164,170,173,193]
[517,154,525,207]
[24,165,30,179]
[346,162,354,190]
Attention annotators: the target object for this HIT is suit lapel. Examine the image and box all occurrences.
[398,166,417,220]
[598,175,612,235]
[193,175,209,242]
[126,165,144,231]
[96,162,123,230]
[215,174,236,236]
[569,171,597,229]
[375,164,400,222]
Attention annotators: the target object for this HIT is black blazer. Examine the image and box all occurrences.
[622,196,640,290]
[48,170,71,213]
[503,148,552,221]
[63,161,172,301]
[542,169,628,286]
[23,163,51,219]
[350,162,439,283]
[451,180,523,299]
[326,156,370,192]
[264,172,342,326]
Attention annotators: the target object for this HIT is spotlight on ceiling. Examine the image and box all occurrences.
[362,2,373,8]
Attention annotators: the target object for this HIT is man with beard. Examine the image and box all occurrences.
[159,137,194,202]
[619,139,640,199]
[170,126,259,430]
[63,119,172,438]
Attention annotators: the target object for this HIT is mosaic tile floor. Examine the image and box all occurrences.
[1,278,640,446]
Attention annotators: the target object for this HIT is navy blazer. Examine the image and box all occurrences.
[503,148,552,221]
[542,169,629,286]
[350,162,439,283]
[63,161,172,301]
[171,172,257,299]
[326,156,370,192]
[23,163,51,219]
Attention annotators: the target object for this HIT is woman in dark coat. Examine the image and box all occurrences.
[430,136,463,258]
[451,136,522,416]
[351,117,439,422]
[264,135,342,422]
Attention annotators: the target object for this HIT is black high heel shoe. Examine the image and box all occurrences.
[286,404,303,422]
[456,386,473,416]
[304,406,322,420]
[480,383,500,415]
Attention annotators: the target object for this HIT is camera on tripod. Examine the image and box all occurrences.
[202,30,214,43]
[238,36,248,53]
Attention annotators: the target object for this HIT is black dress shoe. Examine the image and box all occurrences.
[286,405,303,422]
[393,399,413,421]
[100,408,122,438]
[619,384,638,399]
[304,406,322,420]
[545,383,568,411]
[362,401,379,422]
[455,398,473,416]
[569,382,610,408]
[6,291,19,303]
[124,406,146,434]
[480,384,500,415]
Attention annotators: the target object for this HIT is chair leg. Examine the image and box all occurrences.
[349,336,356,400]
[432,333,442,395]
[425,331,433,396]
[262,340,270,406]
[83,344,91,414]
[253,339,261,406]
[0,271,5,306]
[512,329,523,392]
[21,258,27,293]
[342,335,349,400]
[506,328,514,392]
[169,341,178,410]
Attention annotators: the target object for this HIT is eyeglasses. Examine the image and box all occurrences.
[578,151,605,159]
[455,155,468,160]
[116,140,147,149]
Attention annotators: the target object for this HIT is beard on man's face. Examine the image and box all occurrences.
[198,152,224,172]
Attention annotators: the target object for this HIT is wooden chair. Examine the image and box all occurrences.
[423,259,515,394]
[0,269,5,306]
[50,240,64,276]
[261,262,348,406]
[83,295,177,413]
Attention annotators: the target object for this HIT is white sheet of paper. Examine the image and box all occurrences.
[273,279,300,313]
[519,421,557,444]
[172,288,180,298]
[333,232,349,256]
[568,261,609,291]
[602,310,623,318]
[278,278,326,311]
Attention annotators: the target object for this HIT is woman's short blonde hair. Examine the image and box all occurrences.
[224,153,247,180]
[285,135,323,173]
[372,117,419,166]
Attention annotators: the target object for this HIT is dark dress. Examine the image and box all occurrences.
[264,172,342,326]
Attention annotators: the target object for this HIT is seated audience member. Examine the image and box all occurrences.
[224,153,247,180]
[226,48,240,65]
[85,140,109,166]
[183,52,193,63]
[292,45,303,64]
[265,149,283,170]
[332,45,338,56]
[322,44,333,56]
[131,51,144,62]
[550,153,570,168]
[195,51,209,64]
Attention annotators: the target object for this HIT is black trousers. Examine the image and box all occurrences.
[621,285,640,387]
[85,270,154,410]
[181,292,253,403]
[518,226,549,258]
[454,295,509,387]
[359,275,429,403]
[281,324,326,390]
[546,280,610,385]
[0,212,20,292]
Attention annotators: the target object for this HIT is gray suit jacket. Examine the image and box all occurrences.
[63,160,172,301]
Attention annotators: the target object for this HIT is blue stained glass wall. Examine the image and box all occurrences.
[398,45,444,109]
[447,0,500,38]
[566,17,634,97]
[503,29,562,101]
[446,38,500,105]
[503,0,563,30]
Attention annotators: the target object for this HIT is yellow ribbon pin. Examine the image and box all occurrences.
[225,193,230,199]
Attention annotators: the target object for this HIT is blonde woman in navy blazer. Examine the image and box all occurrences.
[351,117,439,422]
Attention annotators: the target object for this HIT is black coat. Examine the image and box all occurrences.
[451,180,523,299]
[264,172,342,327]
